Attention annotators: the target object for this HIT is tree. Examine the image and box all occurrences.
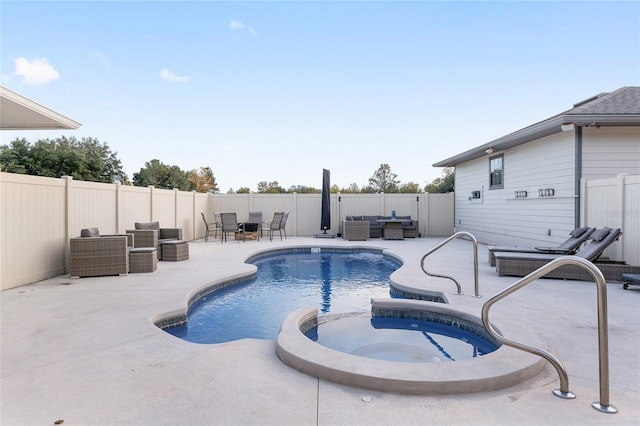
[359,184,377,193]
[425,167,455,193]
[188,166,219,193]
[398,181,423,193]
[0,136,127,183]
[287,185,320,193]
[257,181,285,193]
[236,187,251,194]
[368,163,399,193]
[339,183,360,193]
[133,159,194,191]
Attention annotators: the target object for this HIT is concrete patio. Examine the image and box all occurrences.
[1,236,639,425]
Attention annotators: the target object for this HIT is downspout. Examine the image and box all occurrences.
[574,126,582,228]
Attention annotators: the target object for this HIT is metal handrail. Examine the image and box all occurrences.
[420,231,480,297]
[481,256,617,414]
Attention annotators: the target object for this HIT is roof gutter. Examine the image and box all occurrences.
[433,117,564,167]
[562,114,640,126]
[432,114,640,167]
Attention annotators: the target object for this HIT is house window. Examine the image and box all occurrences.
[489,155,504,189]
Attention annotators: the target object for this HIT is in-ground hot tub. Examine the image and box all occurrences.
[276,298,546,395]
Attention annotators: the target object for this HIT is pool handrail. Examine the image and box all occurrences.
[481,255,617,414]
[420,231,480,298]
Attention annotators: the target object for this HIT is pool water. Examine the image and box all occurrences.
[305,315,499,363]
[166,250,401,343]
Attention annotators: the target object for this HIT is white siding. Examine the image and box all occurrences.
[582,127,640,179]
[454,133,576,246]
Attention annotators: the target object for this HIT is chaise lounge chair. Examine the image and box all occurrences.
[494,227,640,281]
[621,273,640,290]
[487,226,596,266]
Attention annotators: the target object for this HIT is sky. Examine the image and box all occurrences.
[1,1,639,193]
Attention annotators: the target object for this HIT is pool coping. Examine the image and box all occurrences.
[276,298,547,395]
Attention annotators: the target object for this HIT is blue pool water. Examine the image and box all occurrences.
[305,315,499,363]
[166,250,401,344]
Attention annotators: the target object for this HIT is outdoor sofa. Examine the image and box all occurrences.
[69,227,134,278]
[343,215,419,240]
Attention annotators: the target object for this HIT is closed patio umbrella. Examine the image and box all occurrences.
[315,168,334,238]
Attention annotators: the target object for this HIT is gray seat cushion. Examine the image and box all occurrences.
[135,222,160,230]
[80,227,100,237]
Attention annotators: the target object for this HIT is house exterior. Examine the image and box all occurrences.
[433,86,640,255]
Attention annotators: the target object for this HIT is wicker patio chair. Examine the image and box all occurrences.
[494,227,640,281]
[126,222,182,260]
[487,226,596,266]
[343,219,370,241]
[69,228,134,278]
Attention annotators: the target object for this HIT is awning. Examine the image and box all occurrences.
[0,85,81,130]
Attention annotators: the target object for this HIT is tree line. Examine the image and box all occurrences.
[0,136,453,193]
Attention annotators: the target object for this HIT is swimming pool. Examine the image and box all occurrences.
[164,249,402,343]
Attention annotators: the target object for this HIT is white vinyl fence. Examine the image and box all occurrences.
[581,174,640,265]
[1,172,455,290]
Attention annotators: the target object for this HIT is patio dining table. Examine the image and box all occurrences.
[376,219,410,240]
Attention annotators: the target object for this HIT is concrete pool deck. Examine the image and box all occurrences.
[1,236,639,425]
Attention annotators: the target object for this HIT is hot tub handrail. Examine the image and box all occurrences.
[420,231,480,297]
[481,256,617,414]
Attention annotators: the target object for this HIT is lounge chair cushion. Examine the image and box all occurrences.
[135,222,160,230]
[570,226,591,237]
[80,228,100,237]
[590,227,612,241]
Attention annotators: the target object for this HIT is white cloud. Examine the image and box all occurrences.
[14,57,60,85]
[229,19,256,35]
[160,68,190,83]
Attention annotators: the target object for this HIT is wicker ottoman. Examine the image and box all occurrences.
[161,240,189,261]
[129,247,157,273]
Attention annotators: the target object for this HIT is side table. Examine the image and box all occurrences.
[160,240,189,261]
[129,247,157,273]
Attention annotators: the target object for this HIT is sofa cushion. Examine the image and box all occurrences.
[363,216,381,226]
[135,222,160,230]
[80,227,100,237]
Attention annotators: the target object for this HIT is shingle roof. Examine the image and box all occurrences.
[569,86,640,115]
[433,86,640,167]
